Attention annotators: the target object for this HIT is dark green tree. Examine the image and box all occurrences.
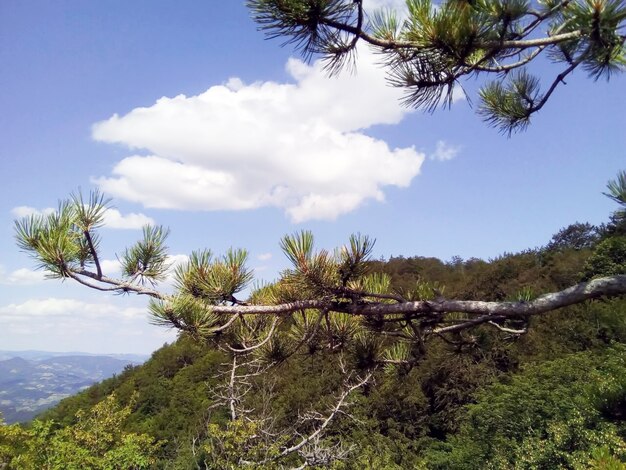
[424,345,626,469]
[546,222,598,251]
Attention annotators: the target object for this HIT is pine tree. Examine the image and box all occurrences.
[247,0,626,133]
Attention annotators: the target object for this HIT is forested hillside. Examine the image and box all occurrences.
[2,216,625,469]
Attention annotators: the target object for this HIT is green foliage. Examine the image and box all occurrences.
[174,248,253,304]
[606,170,626,207]
[582,236,626,279]
[14,198,626,468]
[14,200,86,278]
[3,394,160,470]
[479,69,542,133]
[546,222,599,251]
[13,190,170,285]
[121,225,171,285]
[202,419,286,469]
[425,345,626,469]
[248,0,626,132]
[0,415,28,469]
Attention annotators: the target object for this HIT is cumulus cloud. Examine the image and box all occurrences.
[165,254,189,280]
[11,206,55,218]
[100,259,122,275]
[0,266,46,286]
[10,206,153,230]
[430,140,461,162]
[0,297,178,353]
[0,298,146,320]
[257,253,273,261]
[102,208,154,229]
[92,48,429,222]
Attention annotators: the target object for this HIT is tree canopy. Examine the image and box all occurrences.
[12,172,626,379]
[247,0,626,133]
[8,171,626,466]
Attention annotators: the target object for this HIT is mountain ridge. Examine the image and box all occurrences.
[0,351,148,424]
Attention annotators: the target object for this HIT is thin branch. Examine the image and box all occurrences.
[241,372,373,466]
[83,230,102,278]
[321,17,582,52]
[274,372,372,459]
[486,321,528,335]
[210,313,242,334]
[228,356,238,421]
[72,268,166,298]
[474,46,545,72]
[228,317,280,353]
[526,57,582,115]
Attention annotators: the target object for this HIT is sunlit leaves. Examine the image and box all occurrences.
[70,189,111,232]
[604,170,626,207]
[326,312,362,348]
[15,201,83,278]
[353,272,393,298]
[120,225,170,285]
[382,342,411,373]
[248,281,284,305]
[478,69,542,133]
[337,233,375,286]
[14,190,116,278]
[148,295,220,338]
[370,7,400,42]
[2,393,160,469]
[281,230,315,270]
[175,248,253,303]
[280,230,377,297]
[232,314,278,350]
[516,285,535,301]
[406,279,445,301]
[558,0,626,80]
[290,309,324,351]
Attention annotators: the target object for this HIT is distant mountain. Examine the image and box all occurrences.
[0,350,148,363]
[0,352,148,424]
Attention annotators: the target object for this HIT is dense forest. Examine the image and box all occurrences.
[2,212,625,469]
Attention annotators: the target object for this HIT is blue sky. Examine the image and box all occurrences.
[0,0,624,354]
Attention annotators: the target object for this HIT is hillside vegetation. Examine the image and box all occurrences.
[1,218,626,469]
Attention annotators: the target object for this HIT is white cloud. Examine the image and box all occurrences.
[100,259,122,274]
[430,140,461,162]
[0,297,177,353]
[366,0,409,13]
[11,206,55,218]
[10,206,153,230]
[257,253,272,261]
[0,298,146,320]
[92,48,428,222]
[165,254,189,279]
[0,266,46,286]
[102,208,154,229]
[4,268,46,285]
